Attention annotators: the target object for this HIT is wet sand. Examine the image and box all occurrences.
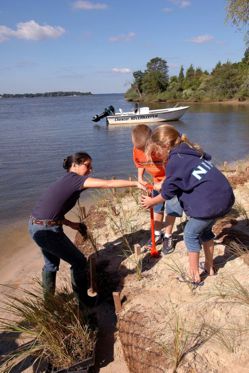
[0,221,73,293]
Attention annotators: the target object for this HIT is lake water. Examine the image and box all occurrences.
[0,94,248,244]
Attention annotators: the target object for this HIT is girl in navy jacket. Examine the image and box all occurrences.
[141,124,234,284]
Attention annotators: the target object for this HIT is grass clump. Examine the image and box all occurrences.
[208,276,249,307]
[0,283,96,372]
[226,238,249,260]
[99,189,146,280]
[214,325,243,353]
[164,258,199,292]
[160,308,216,372]
[233,201,249,225]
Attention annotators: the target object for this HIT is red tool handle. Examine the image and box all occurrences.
[145,184,160,257]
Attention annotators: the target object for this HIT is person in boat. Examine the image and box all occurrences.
[141,124,234,284]
[29,152,144,308]
[134,103,139,114]
[131,124,183,254]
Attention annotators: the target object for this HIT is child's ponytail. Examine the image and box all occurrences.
[146,125,204,160]
[179,133,204,156]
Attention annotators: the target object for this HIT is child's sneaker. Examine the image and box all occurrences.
[145,233,163,249]
[161,235,174,255]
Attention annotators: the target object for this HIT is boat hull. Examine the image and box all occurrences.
[106,106,189,125]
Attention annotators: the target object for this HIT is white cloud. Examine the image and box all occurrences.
[0,26,14,42]
[112,67,131,74]
[109,32,135,42]
[0,20,65,42]
[73,1,108,10]
[169,0,191,8]
[190,34,214,44]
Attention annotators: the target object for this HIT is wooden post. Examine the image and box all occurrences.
[134,244,141,257]
[112,176,116,195]
[87,256,98,297]
[129,176,132,195]
[112,291,122,314]
[78,205,87,221]
[81,206,87,219]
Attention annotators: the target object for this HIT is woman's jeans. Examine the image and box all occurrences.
[28,220,88,304]
[29,221,87,272]
[184,217,215,253]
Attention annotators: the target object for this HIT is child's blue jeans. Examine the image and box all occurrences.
[152,190,165,214]
[184,217,215,253]
[165,196,183,217]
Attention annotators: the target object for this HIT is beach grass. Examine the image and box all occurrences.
[0,282,96,372]
[159,304,216,371]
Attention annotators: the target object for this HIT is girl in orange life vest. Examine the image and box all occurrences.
[131,124,183,254]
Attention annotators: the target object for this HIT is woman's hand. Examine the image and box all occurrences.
[153,182,162,191]
[70,222,88,237]
[138,177,148,187]
[66,221,81,230]
[63,219,87,237]
[141,194,154,209]
[78,222,88,237]
[137,181,147,191]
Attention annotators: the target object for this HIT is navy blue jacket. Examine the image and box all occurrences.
[161,143,234,219]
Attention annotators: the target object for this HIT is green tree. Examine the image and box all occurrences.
[178,66,184,90]
[185,64,195,80]
[195,67,203,79]
[142,57,169,94]
[226,0,249,43]
[212,61,222,74]
[178,66,184,81]
[242,47,249,63]
[184,64,196,89]
[209,62,243,99]
[146,57,168,75]
[132,70,144,97]
[226,0,249,25]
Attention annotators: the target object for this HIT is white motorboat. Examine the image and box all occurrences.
[92,105,189,125]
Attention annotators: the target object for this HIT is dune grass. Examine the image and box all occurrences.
[210,276,249,307]
[159,303,216,371]
[0,282,96,372]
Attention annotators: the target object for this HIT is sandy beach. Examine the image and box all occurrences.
[0,210,129,372]
[1,160,249,372]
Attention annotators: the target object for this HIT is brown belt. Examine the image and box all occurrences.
[30,217,63,226]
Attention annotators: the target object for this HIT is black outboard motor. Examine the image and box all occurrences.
[92,105,115,122]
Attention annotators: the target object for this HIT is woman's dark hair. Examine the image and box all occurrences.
[63,152,92,171]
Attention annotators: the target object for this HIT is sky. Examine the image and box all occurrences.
[0,0,247,94]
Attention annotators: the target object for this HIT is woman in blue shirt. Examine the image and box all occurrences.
[29,151,143,308]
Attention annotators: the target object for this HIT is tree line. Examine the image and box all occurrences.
[126,1,249,103]
[125,51,249,102]
[0,91,92,99]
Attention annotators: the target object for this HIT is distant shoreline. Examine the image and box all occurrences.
[0,91,92,99]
